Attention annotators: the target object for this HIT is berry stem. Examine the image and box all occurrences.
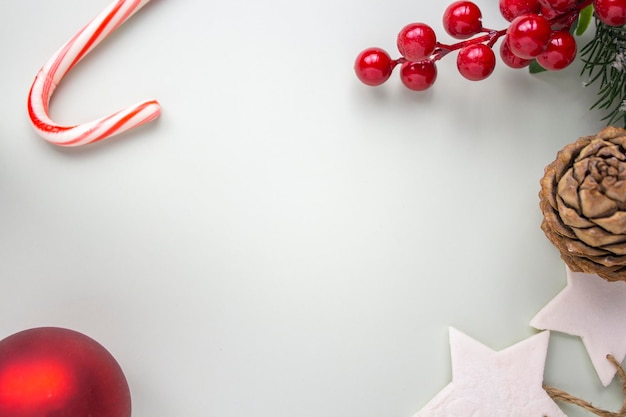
[394,29,506,66]
[434,29,507,59]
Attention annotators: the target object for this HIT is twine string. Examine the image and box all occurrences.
[544,355,626,417]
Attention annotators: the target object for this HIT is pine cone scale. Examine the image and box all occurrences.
[579,188,618,218]
[594,211,626,235]
[556,196,595,228]
[572,226,626,247]
[557,170,581,210]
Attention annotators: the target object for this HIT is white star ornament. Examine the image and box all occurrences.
[531,267,626,387]
[413,328,565,417]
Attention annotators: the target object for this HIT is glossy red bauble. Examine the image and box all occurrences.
[354,47,394,86]
[500,37,533,68]
[506,13,552,59]
[400,60,438,91]
[594,0,626,26]
[457,44,496,81]
[536,30,577,70]
[499,0,541,21]
[0,327,131,417]
[397,22,437,61]
[442,1,483,39]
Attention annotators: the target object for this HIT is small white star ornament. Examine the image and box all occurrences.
[413,328,566,417]
[531,267,626,387]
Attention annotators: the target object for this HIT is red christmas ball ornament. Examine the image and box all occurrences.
[0,327,131,417]
[594,0,626,26]
[506,13,552,59]
[354,47,395,86]
[442,1,484,39]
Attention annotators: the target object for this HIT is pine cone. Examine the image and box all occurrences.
[540,126,626,281]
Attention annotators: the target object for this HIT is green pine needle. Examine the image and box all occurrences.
[580,19,626,127]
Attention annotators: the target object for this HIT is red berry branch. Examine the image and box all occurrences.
[354,0,625,91]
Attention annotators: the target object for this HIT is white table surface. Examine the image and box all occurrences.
[0,0,619,416]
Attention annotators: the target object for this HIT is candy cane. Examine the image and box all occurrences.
[27,0,161,147]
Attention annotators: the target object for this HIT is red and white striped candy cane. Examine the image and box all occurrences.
[27,0,161,147]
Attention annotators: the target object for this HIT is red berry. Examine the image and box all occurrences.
[594,0,626,26]
[397,23,437,61]
[499,0,541,21]
[538,0,577,12]
[506,14,552,59]
[499,36,534,68]
[354,47,394,86]
[442,1,483,39]
[400,60,437,91]
[0,327,131,417]
[457,44,496,81]
[536,30,577,70]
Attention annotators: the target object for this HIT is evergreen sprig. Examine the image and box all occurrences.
[580,19,626,127]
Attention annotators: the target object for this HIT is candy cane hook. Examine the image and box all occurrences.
[27,0,161,147]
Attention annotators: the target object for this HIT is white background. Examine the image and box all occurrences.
[0,0,620,416]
